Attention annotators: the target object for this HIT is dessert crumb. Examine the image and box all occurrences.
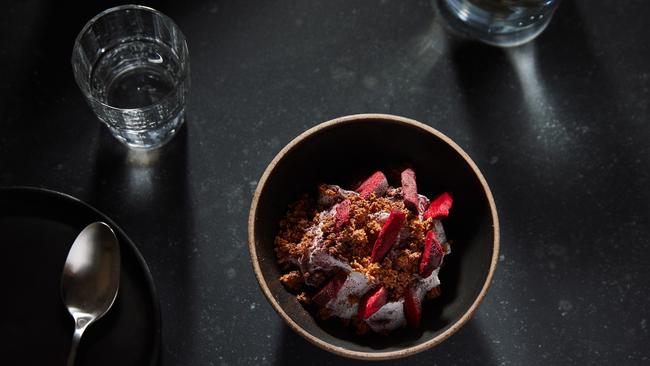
[280,270,304,292]
[297,292,311,304]
[427,286,442,300]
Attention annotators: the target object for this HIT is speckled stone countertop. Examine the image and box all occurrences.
[1,0,648,365]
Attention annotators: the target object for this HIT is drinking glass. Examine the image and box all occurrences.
[72,5,190,150]
[437,0,560,47]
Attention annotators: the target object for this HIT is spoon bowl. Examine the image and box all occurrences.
[61,222,120,366]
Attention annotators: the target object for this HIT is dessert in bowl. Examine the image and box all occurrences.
[248,114,499,359]
[275,169,453,334]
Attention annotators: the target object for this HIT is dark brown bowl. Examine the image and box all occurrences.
[248,114,499,360]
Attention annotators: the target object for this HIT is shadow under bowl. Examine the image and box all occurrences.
[248,114,499,360]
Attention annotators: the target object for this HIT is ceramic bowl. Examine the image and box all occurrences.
[248,114,499,360]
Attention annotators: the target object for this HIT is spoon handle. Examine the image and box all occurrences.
[66,319,89,366]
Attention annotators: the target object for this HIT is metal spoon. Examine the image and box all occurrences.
[61,222,120,366]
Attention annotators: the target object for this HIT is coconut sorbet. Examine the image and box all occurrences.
[275,169,453,334]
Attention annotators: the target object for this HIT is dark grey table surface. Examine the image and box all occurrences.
[1,0,649,365]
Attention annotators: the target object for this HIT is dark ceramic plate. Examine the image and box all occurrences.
[248,114,499,360]
[0,187,160,366]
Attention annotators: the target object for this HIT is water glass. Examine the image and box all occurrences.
[72,5,190,150]
[437,0,560,47]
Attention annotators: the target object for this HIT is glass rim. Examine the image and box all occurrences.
[71,4,189,113]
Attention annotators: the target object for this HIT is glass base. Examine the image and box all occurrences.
[436,0,557,47]
[105,110,185,151]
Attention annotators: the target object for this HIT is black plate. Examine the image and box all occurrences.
[0,187,160,365]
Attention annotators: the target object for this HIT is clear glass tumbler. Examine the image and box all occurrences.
[72,5,190,150]
[437,0,560,47]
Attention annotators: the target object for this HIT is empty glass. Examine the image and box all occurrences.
[437,0,560,47]
[72,5,190,150]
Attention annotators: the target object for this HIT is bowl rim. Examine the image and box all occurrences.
[247,113,500,360]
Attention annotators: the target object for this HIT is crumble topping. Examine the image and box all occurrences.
[273,169,453,334]
[275,184,437,302]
